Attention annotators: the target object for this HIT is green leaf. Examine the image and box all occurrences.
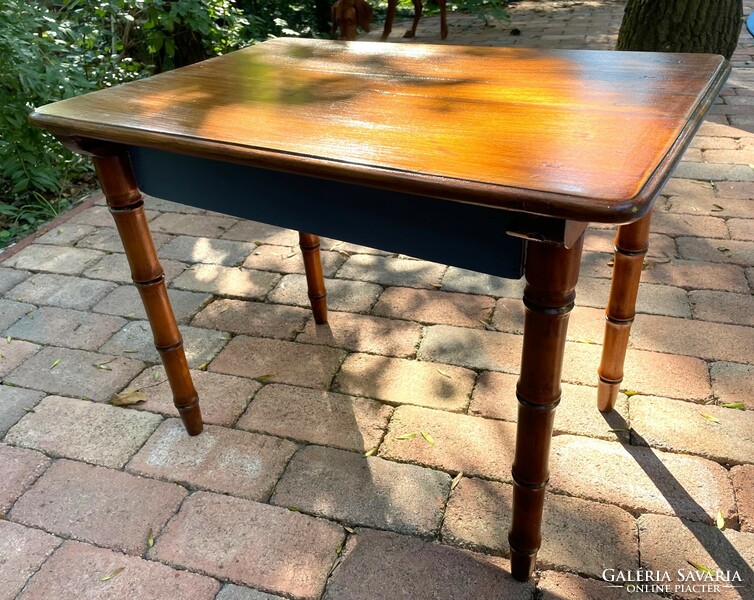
[420,431,435,445]
[436,369,451,379]
[254,374,274,381]
[364,446,378,457]
[716,510,725,530]
[50,358,61,370]
[700,413,720,424]
[721,402,746,410]
[396,432,417,440]
[622,389,640,397]
[100,567,125,581]
[287,506,298,512]
[686,560,713,576]
[147,528,154,548]
[5,336,11,343]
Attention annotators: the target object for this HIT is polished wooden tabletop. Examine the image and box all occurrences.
[31,38,729,222]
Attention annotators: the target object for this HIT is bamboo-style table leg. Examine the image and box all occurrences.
[93,148,203,435]
[299,232,328,324]
[509,233,584,581]
[597,212,652,412]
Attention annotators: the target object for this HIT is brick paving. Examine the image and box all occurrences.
[1,0,753,598]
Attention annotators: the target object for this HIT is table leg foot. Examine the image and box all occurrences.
[508,234,584,582]
[93,149,203,436]
[299,232,328,324]
[598,379,621,413]
[598,212,652,412]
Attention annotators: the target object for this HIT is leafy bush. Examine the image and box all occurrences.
[0,0,254,247]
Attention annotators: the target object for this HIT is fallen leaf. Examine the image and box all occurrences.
[421,431,435,445]
[125,313,136,318]
[287,506,298,512]
[451,471,463,490]
[335,544,343,556]
[717,247,731,254]
[721,402,746,410]
[364,446,378,457]
[5,336,11,343]
[686,560,713,576]
[437,369,452,379]
[100,567,125,582]
[711,204,724,212]
[343,525,355,533]
[716,511,725,530]
[254,374,274,381]
[111,389,147,406]
[396,432,417,440]
[50,358,61,370]
[94,358,116,371]
[700,413,720,424]
[622,389,640,397]
[147,528,155,548]
[328,556,342,576]
[608,428,630,433]
[23,407,36,413]
[152,370,161,381]
[196,362,209,371]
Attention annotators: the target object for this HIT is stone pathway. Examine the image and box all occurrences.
[1,1,753,598]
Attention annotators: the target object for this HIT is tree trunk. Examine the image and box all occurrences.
[616,0,743,59]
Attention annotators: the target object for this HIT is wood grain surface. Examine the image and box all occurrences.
[31,38,728,222]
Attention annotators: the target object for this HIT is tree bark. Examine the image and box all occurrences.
[616,0,743,59]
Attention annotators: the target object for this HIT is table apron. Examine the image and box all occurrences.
[128,146,529,279]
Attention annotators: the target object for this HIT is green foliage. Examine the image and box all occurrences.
[0,0,254,247]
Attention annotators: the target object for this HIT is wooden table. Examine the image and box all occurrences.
[30,39,729,582]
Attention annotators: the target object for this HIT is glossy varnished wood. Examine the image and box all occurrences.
[598,211,653,411]
[299,232,328,324]
[92,148,203,435]
[509,233,584,581]
[30,39,729,223]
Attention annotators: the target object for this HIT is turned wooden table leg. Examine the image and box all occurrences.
[299,232,328,324]
[509,233,584,581]
[93,148,203,435]
[597,211,652,412]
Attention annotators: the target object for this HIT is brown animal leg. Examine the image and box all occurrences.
[438,0,448,39]
[299,232,328,324]
[509,233,584,581]
[597,212,652,412]
[403,0,423,37]
[93,148,203,436]
[381,0,397,39]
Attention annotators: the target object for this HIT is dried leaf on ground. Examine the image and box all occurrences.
[111,389,147,406]
[100,567,125,582]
